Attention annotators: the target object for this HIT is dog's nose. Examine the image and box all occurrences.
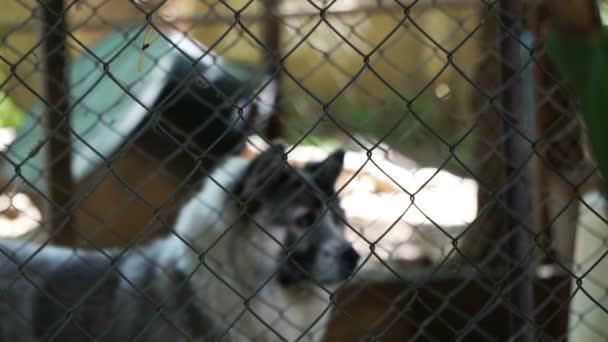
[341,246,360,266]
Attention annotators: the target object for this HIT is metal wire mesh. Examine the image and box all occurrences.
[0,0,606,341]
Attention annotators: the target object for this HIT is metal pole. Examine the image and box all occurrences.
[40,0,75,245]
[499,0,534,341]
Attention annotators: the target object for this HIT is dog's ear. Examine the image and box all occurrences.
[238,141,288,202]
[305,149,345,195]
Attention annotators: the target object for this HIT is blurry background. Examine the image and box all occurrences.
[0,0,482,169]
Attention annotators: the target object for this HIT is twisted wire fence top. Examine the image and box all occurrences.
[0,0,606,341]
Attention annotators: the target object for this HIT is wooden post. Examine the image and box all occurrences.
[461,5,505,265]
[263,0,283,139]
[40,0,75,245]
[528,0,594,267]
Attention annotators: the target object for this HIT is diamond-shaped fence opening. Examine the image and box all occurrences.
[0,0,606,341]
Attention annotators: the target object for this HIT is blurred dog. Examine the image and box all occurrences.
[0,142,359,341]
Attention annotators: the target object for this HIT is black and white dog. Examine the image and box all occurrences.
[0,142,359,341]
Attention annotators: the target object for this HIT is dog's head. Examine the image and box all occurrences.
[235,142,359,288]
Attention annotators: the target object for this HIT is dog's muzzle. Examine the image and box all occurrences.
[339,245,360,278]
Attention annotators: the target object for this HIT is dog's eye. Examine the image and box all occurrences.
[295,211,317,228]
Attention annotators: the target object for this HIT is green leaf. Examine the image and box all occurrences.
[546,27,608,184]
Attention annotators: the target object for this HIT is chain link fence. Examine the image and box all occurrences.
[0,0,605,340]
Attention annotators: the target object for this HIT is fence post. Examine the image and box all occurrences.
[262,0,283,139]
[499,1,535,341]
[40,0,76,245]
[465,4,505,264]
